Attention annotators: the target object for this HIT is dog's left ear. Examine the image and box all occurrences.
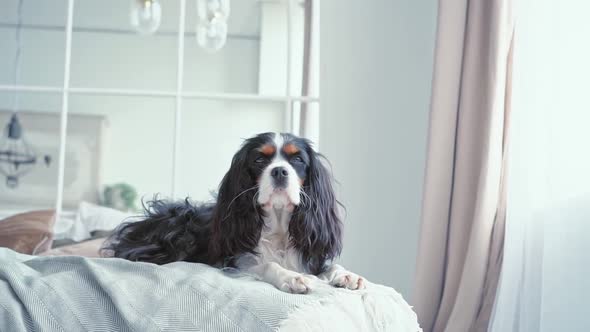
[290,146,343,275]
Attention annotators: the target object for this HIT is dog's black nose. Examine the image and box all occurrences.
[271,166,289,180]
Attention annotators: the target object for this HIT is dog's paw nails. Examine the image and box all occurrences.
[357,277,366,290]
[280,274,312,294]
[331,272,365,290]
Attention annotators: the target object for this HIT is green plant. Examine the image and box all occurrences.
[102,183,138,212]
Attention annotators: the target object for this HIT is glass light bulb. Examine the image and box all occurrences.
[130,0,162,35]
[196,0,230,51]
[196,16,228,51]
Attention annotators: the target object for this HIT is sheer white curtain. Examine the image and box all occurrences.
[490,1,590,331]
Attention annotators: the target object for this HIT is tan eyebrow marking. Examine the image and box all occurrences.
[260,144,276,156]
[283,143,299,155]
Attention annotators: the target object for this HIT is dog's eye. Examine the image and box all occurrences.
[255,157,267,164]
[291,156,303,163]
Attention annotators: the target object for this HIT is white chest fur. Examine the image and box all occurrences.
[235,204,306,273]
[259,206,305,272]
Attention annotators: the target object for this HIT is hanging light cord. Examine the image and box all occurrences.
[12,0,24,114]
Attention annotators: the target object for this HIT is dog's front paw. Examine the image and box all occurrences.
[329,271,366,290]
[279,274,313,294]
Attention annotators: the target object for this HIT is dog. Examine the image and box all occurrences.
[103,132,365,294]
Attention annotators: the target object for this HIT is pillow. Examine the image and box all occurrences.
[67,201,135,242]
[0,210,56,254]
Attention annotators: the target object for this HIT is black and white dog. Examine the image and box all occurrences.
[104,132,364,294]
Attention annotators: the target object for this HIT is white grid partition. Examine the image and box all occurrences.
[172,0,187,198]
[55,0,75,220]
[0,0,319,215]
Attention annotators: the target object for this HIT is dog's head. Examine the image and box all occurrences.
[210,133,342,274]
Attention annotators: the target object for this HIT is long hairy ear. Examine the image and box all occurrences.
[290,149,343,275]
[209,146,264,263]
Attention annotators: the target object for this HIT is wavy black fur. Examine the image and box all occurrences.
[103,133,343,275]
[103,198,214,264]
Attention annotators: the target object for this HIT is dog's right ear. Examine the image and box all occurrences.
[209,142,264,262]
[289,146,343,275]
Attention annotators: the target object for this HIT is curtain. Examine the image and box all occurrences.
[412,0,514,331]
[489,1,590,331]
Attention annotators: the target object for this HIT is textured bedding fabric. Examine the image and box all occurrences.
[0,248,421,332]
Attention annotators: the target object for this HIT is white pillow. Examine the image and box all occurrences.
[67,201,136,242]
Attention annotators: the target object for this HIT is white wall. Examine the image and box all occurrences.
[320,0,437,298]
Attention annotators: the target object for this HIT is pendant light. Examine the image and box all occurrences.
[130,0,162,35]
[196,0,231,51]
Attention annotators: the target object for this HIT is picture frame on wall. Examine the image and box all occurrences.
[0,110,104,211]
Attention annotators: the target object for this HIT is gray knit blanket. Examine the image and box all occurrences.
[0,248,421,332]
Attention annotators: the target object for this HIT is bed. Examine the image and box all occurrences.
[0,205,421,331]
[0,247,421,331]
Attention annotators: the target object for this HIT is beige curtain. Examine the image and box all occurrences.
[412,0,514,331]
